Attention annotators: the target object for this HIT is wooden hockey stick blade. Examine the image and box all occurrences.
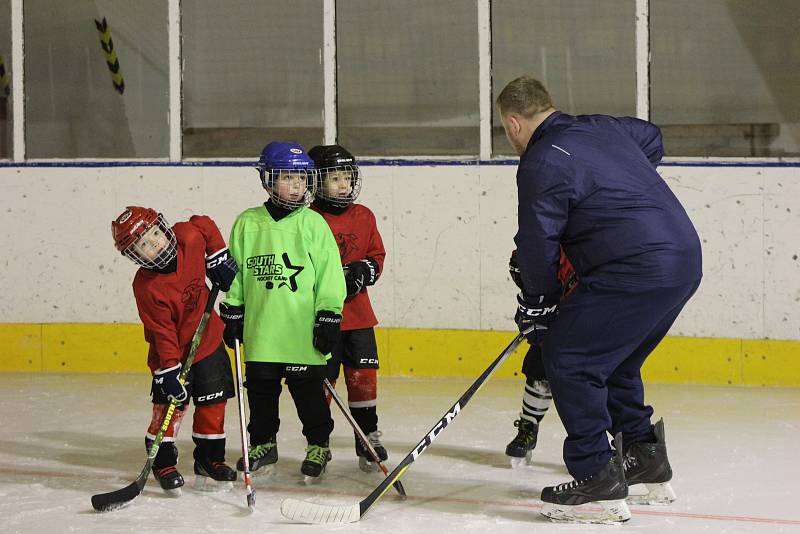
[280,498,361,524]
[281,334,525,524]
[91,479,144,512]
[323,378,407,498]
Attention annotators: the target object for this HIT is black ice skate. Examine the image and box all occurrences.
[153,465,184,497]
[624,418,676,505]
[193,459,237,492]
[505,418,539,468]
[355,430,388,472]
[236,439,278,477]
[301,443,332,484]
[540,434,630,524]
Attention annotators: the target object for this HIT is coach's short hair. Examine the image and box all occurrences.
[496,76,554,118]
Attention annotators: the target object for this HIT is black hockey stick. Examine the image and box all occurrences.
[91,285,220,512]
[323,378,407,499]
[234,338,256,510]
[281,333,525,524]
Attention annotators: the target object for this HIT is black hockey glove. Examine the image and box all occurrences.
[153,363,189,403]
[219,302,244,349]
[509,250,524,290]
[344,258,380,297]
[515,292,559,344]
[313,310,342,355]
[205,248,239,292]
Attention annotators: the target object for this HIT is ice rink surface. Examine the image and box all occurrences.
[1,373,799,534]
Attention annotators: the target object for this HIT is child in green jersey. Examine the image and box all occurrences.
[219,141,347,482]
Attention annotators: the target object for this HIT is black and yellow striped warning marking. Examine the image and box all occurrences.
[94,17,124,94]
[0,55,9,97]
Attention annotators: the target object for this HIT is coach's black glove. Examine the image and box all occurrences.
[206,248,238,292]
[509,250,524,290]
[515,292,559,344]
[344,258,380,297]
[153,363,189,403]
[313,310,342,355]
[219,302,244,349]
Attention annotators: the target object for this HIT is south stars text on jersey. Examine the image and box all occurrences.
[246,253,304,291]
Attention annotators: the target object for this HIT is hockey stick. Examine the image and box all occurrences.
[91,285,220,512]
[323,378,407,499]
[281,332,526,524]
[234,338,256,510]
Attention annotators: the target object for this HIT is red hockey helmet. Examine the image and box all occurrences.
[112,206,177,269]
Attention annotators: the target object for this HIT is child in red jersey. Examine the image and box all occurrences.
[111,206,239,495]
[504,247,577,468]
[309,145,389,471]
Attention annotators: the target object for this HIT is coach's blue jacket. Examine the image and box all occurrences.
[514,112,702,299]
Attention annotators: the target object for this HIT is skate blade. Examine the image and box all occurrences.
[541,499,631,524]
[303,468,326,486]
[162,487,182,498]
[193,475,234,493]
[251,464,277,478]
[626,482,676,505]
[358,456,378,473]
[509,450,534,469]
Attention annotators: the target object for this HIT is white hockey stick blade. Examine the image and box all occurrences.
[281,498,361,524]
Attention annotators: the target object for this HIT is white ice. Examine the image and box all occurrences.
[1,373,799,533]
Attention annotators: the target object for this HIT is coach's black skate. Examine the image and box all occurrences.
[540,434,630,524]
[355,430,388,472]
[505,418,539,468]
[236,438,278,476]
[193,459,237,492]
[153,465,184,496]
[624,418,676,505]
[301,443,332,483]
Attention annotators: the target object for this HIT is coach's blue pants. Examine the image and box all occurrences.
[542,278,700,480]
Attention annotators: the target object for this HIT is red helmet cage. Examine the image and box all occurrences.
[112,206,159,252]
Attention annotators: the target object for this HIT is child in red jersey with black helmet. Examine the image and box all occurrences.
[111,206,239,495]
[309,144,389,472]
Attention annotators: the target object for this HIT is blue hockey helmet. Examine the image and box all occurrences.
[255,141,316,210]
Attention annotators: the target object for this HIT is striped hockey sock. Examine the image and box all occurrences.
[520,378,552,425]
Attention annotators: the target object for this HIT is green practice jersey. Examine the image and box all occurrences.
[224,205,346,364]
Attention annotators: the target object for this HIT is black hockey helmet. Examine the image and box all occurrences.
[308,144,362,207]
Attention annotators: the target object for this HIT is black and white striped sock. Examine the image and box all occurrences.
[520,378,551,425]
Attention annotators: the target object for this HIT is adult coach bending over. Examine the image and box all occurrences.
[497,75,702,524]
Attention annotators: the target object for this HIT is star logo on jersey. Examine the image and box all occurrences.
[336,232,359,260]
[279,253,304,292]
[246,253,304,292]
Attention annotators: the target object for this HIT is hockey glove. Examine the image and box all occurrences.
[219,302,244,349]
[153,363,189,403]
[515,292,559,344]
[509,250,524,290]
[206,248,239,292]
[344,258,380,297]
[313,310,342,355]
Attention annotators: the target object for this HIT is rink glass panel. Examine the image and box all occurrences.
[0,0,11,159]
[651,0,800,157]
[490,0,637,157]
[23,0,168,158]
[181,0,324,158]
[336,0,479,157]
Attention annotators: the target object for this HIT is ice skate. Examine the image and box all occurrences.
[540,434,630,524]
[355,430,388,472]
[237,439,278,477]
[152,465,184,497]
[624,418,676,505]
[302,443,332,484]
[505,418,538,468]
[193,459,236,492]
